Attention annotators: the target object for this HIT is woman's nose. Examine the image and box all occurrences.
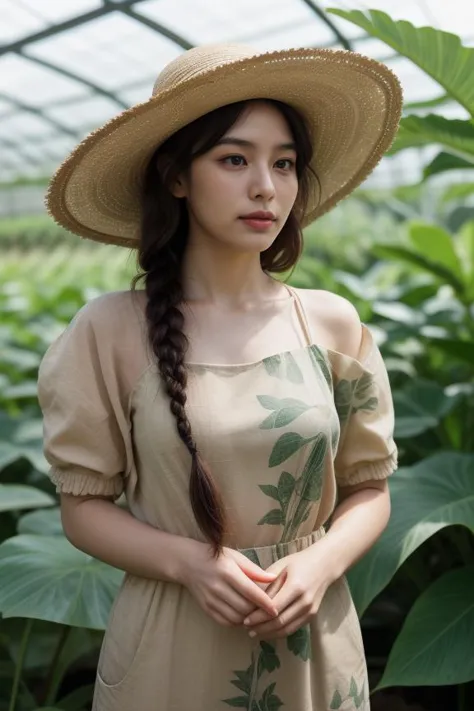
[250,168,275,201]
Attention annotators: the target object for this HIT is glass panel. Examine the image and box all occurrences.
[0,55,86,106]
[27,13,183,91]
[46,95,124,131]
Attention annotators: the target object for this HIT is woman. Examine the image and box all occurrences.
[38,43,402,710]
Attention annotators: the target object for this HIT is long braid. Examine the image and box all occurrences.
[143,246,226,554]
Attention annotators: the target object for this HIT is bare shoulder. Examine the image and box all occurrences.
[292,287,362,358]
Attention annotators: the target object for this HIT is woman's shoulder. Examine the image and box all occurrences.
[291,286,362,359]
[73,289,146,328]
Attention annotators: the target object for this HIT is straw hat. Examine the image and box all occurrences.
[46,43,402,248]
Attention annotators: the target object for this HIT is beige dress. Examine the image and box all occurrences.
[37,286,398,711]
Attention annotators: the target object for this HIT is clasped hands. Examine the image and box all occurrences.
[240,545,335,640]
[181,538,337,642]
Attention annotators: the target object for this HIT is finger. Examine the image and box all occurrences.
[233,554,278,583]
[265,570,287,599]
[260,614,309,641]
[219,583,257,617]
[266,580,301,617]
[248,598,304,637]
[208,599,246,627]
[231,568,279,618]
[210,608,239,628]
[243,573,287,625]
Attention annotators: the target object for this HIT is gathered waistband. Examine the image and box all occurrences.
[238,527,326,567]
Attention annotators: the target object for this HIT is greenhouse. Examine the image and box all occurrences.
[1,1,474,710]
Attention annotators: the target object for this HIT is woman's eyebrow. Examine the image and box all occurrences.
[215,137,297,151]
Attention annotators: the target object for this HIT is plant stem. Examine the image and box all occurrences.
[41,624,71,706]
[458,682,469,711]
[8,617,34,711]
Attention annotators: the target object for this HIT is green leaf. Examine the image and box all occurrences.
[429,337,474,365]
[295,434,327,501]
[261,683,283,711]
[404,93,451,111]
[231,678,251,694]
[222,696,249,707]
[259,641,280,673]
[442,181,474,204]
[258,509,285,526]
[388,115,474,160]
[263,352,304,384]
[327,9,474,115]
[56,684,95,711]
[373,244,465,292]
[258,484,280,501]
[408,222,464,282]
[458,221,474,295]
[287,625,312,661]
[258,397,311,430]
[0,534,123,629]
[0,442,22,470]
[257,395,284,411]
[0,484,54,513]
[268,432,312,467]
[329,690,343,709]
[18,508,63,536]
[277,471,296,514]
[423,151,474,179]
[308,345,332,387]
[393,379,459,438]
[334,379,353,422]
[377,566,474,689]
[349,676,358,698]
[347,452,474,615]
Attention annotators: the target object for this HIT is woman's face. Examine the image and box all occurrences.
[172,101,299,254]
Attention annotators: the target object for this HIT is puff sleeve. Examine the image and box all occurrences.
[331,325,398,487]
[37,298,133,499]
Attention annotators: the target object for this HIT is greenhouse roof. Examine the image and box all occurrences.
[1,0,473,187]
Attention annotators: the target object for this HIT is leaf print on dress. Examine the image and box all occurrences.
[329,677,366,709]
[287,624,312,661]
[282,433,327,542]
[263,351,304,384]
[308,344,333,389]
[223,641,282,709]
[257,395,313,430]
[335,373,378,424]
[257,471,296,526]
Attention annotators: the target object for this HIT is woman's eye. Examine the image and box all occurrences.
[275,158,295,170]
[223,155,246,166]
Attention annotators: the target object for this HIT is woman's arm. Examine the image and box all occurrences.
[318,478,391,578]
[60,494,280,625]
[60,493,197,583]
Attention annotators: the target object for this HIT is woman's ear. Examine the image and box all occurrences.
[170,174,187,199]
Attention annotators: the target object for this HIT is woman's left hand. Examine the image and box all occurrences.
[242,543,338,640]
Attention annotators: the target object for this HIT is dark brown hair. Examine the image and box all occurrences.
[131,99,316,555]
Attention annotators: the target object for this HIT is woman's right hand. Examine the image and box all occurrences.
[178,541,279,628]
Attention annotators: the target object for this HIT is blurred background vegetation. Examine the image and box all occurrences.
[1,3,474,711]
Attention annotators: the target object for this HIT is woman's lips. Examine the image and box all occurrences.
[240,217,275,231]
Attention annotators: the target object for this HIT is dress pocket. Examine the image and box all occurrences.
[97,574,156,688]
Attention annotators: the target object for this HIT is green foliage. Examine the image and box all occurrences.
[327,8,474,178]
[2,8,474,708]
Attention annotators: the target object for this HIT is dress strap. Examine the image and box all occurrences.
[283,284,313,347]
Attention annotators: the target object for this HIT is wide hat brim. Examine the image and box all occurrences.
[46,46,403,248]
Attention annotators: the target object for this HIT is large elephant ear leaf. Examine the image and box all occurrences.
[0,534,123,630]
[327,9,474,116]
[347,452,474,615]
